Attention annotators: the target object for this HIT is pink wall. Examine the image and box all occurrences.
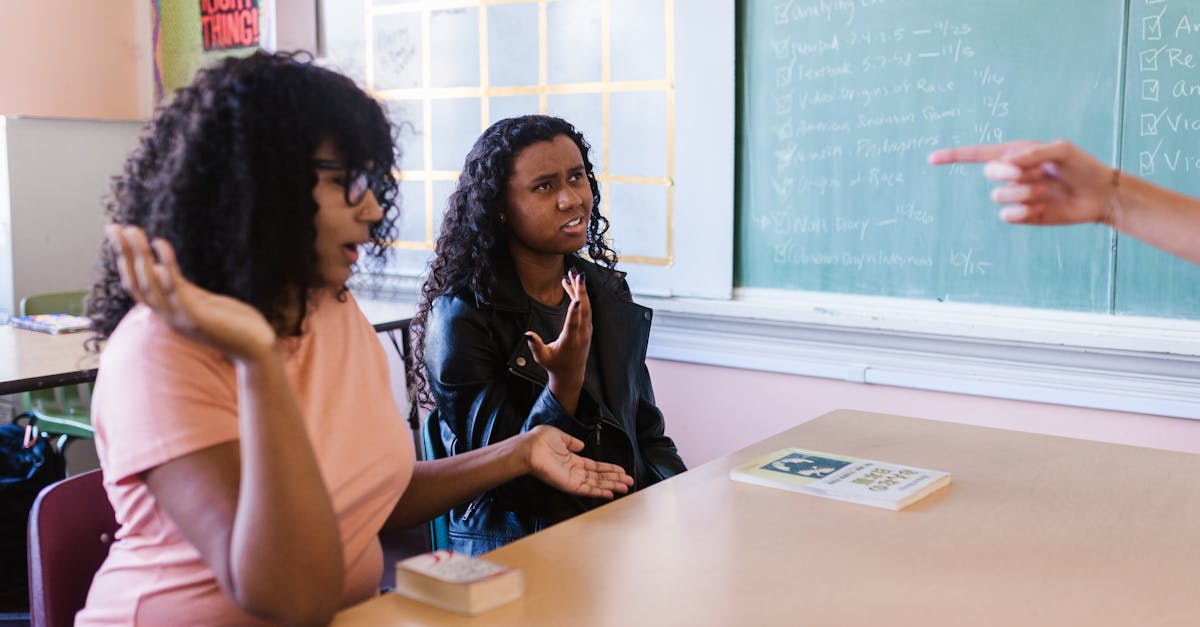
[0,0,151,120]
[647,358,1200,468]
[0,0,314,121]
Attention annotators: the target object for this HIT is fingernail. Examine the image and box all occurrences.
[983,161,1021,180]
[999,206,1028,222]
[991,185,1029,204]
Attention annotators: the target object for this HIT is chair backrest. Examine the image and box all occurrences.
[421,412,450,551]
[27,469,116,627]
[20,290,94,440]
[20,291,87,317]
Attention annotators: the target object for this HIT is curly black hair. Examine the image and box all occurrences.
[408,115,619,407]
[87,51,399,346]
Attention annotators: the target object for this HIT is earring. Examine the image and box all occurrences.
[498,214,507,223]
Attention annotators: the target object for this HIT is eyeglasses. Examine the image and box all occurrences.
[312,159,386,206]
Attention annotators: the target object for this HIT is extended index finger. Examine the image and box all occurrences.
[1000,140,1077,171]
[573,273,591,320]
[927,140,1040,165]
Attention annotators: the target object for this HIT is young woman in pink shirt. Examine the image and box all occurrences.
[74,52,632,627]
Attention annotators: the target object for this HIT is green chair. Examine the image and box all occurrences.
[21,291,93,443]
[420,412,450,551]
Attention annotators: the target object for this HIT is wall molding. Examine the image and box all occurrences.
[643,289,1200,420]
[353,275,1200,420]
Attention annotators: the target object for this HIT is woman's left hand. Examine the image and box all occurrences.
[522,425,634,498]
[524,270,592,385]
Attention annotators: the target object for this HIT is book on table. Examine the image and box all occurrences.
[730,447,951,510]
[9,314,91,334]
[393,550,524,616]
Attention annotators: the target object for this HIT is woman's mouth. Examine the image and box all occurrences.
[561,217,585,233]
[343,243,360,264]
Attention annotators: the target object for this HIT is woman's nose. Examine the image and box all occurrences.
[558,187,582,210]
[360,189,384,222]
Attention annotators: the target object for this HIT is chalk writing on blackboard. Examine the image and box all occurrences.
[739,2,1119,312]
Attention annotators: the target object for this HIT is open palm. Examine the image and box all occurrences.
[524,425,633,499]
[108,225,277,361]
[524,271,592,381]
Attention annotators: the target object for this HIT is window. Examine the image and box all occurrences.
[321,0,733,297]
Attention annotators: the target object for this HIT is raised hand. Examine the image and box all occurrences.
[523,269,592,412]
[107,224,277,362]
[521,425,633,499]
[928,140,1116,226]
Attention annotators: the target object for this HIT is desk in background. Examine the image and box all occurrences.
[0,298,416,396]
[334,409,1200,626]
[0,326,96,396]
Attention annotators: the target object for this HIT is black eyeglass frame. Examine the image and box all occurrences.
[312,159,387,207]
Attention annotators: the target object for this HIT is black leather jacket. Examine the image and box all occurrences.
[423,256,687,555]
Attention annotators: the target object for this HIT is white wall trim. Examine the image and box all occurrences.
[642,289,1200,420]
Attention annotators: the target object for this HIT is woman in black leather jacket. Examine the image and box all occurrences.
[409,115,687,555]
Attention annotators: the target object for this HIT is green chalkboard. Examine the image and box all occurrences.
[1118,1,1200,317]
[736,1,1192,316]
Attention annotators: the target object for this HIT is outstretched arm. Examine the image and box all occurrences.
[928,140,1200,266]
[385,424,632,529]
[109,226,343,626]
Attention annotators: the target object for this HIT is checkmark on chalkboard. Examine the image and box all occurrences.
[1144,15,1163,41]
[1140,44,1168,71]
[1142,79,1160,102]
[1140,109,1167,136]
[1139,139,1164,176]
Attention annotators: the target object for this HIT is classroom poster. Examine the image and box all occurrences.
[153,0,275,98]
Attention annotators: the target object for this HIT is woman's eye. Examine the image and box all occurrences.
[534,182,551,192]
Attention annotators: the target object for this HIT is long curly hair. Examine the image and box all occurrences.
[87,51,398,344]
[408,115,618,406]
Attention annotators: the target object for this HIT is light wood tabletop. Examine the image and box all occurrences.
[333,409,1200,627]
[0,325,96,395]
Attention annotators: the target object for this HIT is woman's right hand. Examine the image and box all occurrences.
[107,224,277,362]
[928,139,1116,226]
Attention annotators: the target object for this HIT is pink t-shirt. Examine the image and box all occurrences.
[76,293,415,626]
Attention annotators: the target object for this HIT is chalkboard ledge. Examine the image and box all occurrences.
[350,273,1200,420]
[640,289,1200,420]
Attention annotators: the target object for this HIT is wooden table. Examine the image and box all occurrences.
[0,298,415,396]
[333,409,1200,627]
[0,326,96,395]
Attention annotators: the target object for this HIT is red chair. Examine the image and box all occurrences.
[26,469,116,627]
